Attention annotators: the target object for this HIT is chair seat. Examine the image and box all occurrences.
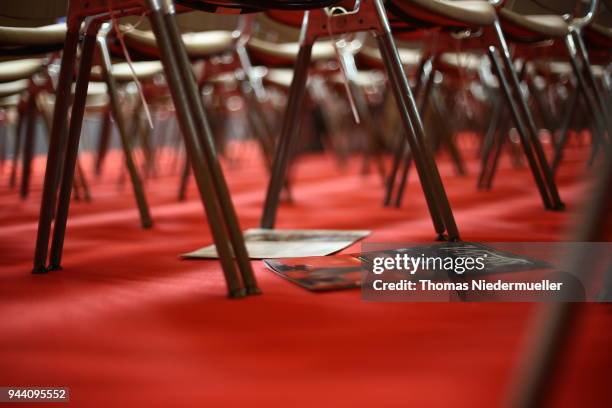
[91,61,164,82]
[438,52,483,72]
[0,79,29,98]
[247,37,337,64]
[331,70,386,87]
[123,28,235,58]
[388,0,497,28]
[41,82,108,108]
[264,68,295,88]
[359,46,421,68]
[534,60,606,78]
[0,94,20,108]
[177,0,342,12]
[0,58,43,82]
[499,10,569,39]
[0,23,66,46]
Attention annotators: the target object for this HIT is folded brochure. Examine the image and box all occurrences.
[182,228,371,260]
[264,242,552,291]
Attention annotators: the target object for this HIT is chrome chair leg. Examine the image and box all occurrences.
[32,28,80,274]
[95,106,112,176]
[384,125,406,207]
[48,24,100,270]
[373,11,458,240]
[488,46,554,209]
[9,107,24,188]
[478,93,503,189]
[491,21,563,210]
[146,0,247,297]
[393,56,436,208]
[261,17,314,230]
[0,121,6,171]
[552,87,579,174]
[178,155,190,201]
[384,56,429,207]
[20,93,37,199]
[565,33,608,146]
[162,7,259,295]
[97,33,153,229]
[573,30,611,131]
[482,112,510,190]
[75,159,91,202]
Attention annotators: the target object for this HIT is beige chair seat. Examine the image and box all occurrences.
[39,82,108,112]
[248,37,337,63]
[264,68,295,88]
[499,10,569,38]
[91,61,164,82]
[438,52,483,72]
[359,46,421,67]
[124,28,235,57]
[0,23,66,46]
[0,94,20,108]
[535,61,605,78]
[207,71,238,86]
[391,0,497,27]
[331,70,386,87]
[0,79,29,98]
[83,82,108,107]
[0,58,43,82]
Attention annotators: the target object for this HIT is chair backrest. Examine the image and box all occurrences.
[122,11,240,32]
[0,0,67,27]
[504,0,581,16]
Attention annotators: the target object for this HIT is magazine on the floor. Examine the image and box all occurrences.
[264,242,553,292]
[182,228,371,260]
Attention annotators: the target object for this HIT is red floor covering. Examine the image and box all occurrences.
[0,144,610,407]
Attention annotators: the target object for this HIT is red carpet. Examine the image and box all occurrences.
[0,143,610,407]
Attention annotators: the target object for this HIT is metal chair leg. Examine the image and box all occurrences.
[48,25,100,271]
[162,8,259,295]
[384,125,406,207]
[0,120,6,172]
[384,56,429,207]
[573,30,610,132]
[178,155,190,201]
[261,18,313,230]
[20,94,37,199]
[482,116,509,190]
[75,159,91,202]
[565,34,608,146]
[9,106,24,188]
[478,93,503,188]
[32,29,80,274]
[393,149,413,208]
[432,90,466,176]
[393,56,436,208]
[488,46,554,209]
[97,33,153,229]
[491,21,563,210]
[507,141,611,408]
[95,106,112,176]
[146,0,247,297]
[373,3,458,240]
[552,88,579,174]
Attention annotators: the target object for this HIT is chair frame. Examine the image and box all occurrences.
[260,0,461,241]
[32,0,260,298]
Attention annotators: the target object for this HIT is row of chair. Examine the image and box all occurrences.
[0,0,610,297]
